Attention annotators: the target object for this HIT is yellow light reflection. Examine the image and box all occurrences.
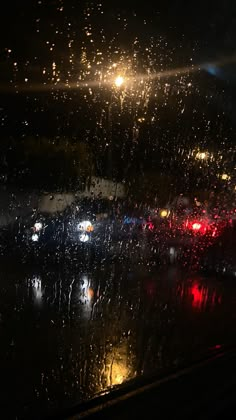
[105,341,134,388]
[110,361,129,386]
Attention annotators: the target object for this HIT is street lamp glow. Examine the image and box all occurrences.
[114,75,124,87]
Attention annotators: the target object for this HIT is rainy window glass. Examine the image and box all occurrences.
[0,1,235,418]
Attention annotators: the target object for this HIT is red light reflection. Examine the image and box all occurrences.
[144,278,157,297]
[148,222,154,231]
[190,280,222,311]
[191,283,206,308]
[214,344,222,349]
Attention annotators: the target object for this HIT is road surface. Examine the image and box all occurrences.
[0,260,236,419]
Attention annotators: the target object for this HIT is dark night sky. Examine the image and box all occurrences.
[0,1,235,86]
[0,0,235,190]
[0,1,235,135]
[1,1,236,119]
[1,1,236,56]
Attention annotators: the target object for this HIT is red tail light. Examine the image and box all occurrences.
[192,222,202,231]
[185,220,208,234]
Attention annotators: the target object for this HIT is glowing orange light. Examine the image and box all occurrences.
[88,287,94,300]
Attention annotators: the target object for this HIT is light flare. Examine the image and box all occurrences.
[114,75,124,87]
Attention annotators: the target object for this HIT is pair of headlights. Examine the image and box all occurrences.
[31,220,94,243]
[77,221,94,242]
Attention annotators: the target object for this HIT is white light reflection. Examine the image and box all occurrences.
[32,233,39,242]
[79,274,94,320]
[79,233,89,242]
[31,275,43,305]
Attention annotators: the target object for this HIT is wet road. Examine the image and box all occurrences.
[1,260,236,419]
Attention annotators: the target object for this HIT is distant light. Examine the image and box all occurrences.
[145,222,154,231]
[114,75,124,87]
[169,247,175,256]
[34,222,43,232]
[212,228,217,237]
[77,220,93,232]
[32,234,39,242]
[137,117,145,123]
[203,65,220,77]
[214,344,222,349]
[221,173,231,181]
[160,209,169,218]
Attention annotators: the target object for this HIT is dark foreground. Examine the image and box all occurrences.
[63,345,236,420]
[0,259,236,419]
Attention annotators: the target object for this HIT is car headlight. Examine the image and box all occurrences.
[77,220,93,232]
[34,222,43,232]
[32,233,39,242]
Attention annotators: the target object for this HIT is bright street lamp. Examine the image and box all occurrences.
[114,75,124,87]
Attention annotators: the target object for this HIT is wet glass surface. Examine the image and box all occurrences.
[0,1,236,418]
[1,260,236,418]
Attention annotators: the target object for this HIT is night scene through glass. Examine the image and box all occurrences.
[0,1,235,418]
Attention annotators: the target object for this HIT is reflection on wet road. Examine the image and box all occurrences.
[1,261,236,418]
